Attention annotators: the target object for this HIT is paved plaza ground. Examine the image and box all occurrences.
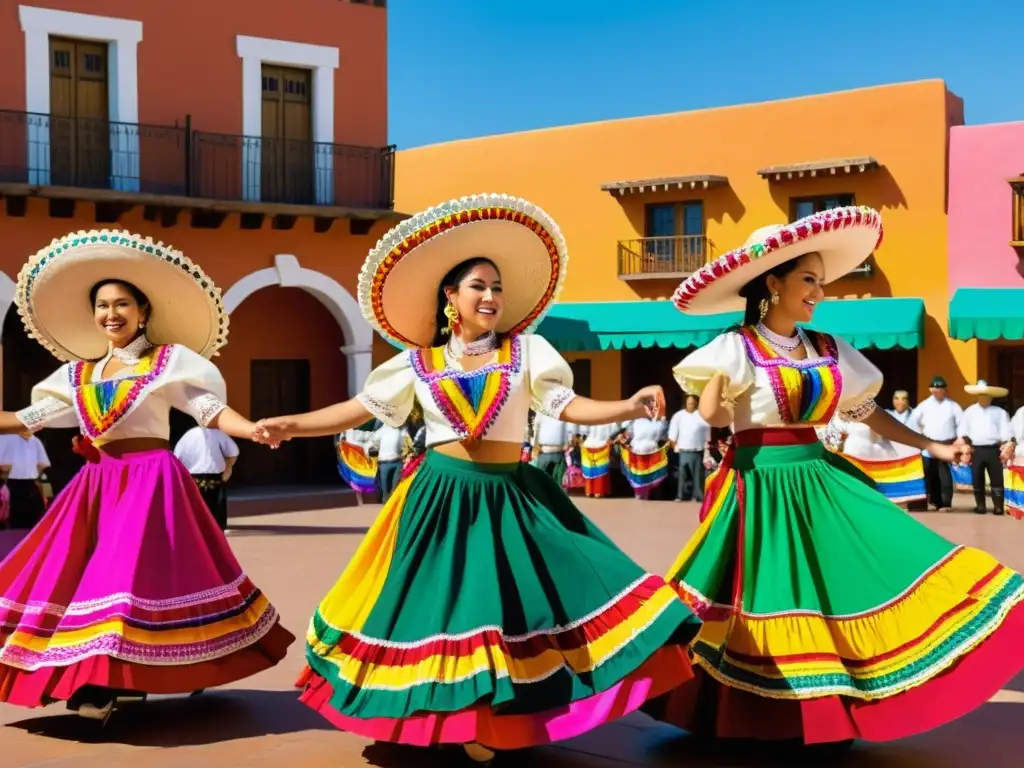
[2,497,1023,767]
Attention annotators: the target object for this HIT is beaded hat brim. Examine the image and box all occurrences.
[672,206,884,315]
[16,230,228,362]
[357,194,568,349]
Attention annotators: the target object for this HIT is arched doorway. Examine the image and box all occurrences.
[216,285,348,487]
[1,308,81,497]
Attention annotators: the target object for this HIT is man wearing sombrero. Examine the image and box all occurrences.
[255,194,702,762]
[643,206,1024,749]
[958,379,1014,515]
[0,230,294,722]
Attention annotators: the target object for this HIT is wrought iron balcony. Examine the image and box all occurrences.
[0,109,187,195]
[189,132,395,210]
[617,235,713,280]
[0,109,396,212]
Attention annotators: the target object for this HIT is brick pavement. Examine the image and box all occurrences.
[2,497,1023,767]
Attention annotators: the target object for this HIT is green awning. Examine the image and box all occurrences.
[949,288,1024,340]
[537,297,925,351]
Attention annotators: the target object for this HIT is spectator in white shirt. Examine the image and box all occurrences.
[958,380,1014,515]
[173,426,240,530]
[909,376,963,511]
[371,421,410,503]
[0,434,49,530]
[532,413,572,483]
[887,390,914,426]
[668,394,710,503]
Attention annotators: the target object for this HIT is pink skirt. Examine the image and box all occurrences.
[0,448,294,707]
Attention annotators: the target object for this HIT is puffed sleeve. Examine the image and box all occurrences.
[356,350,417,428]
[833,335,883,423]
[672,331,754,402]
[524,334,575,419]
[163,345,229,427]
[16,365,80,432]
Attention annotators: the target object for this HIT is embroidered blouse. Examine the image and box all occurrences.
[15,338,228,444]
[357,334,575,448]
[673,326,882,433]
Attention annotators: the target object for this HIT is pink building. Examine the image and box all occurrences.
[947,122,1024,407]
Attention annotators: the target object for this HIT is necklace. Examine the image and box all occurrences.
[109,335,153,366]
[756,322,801,352]
[444,330,499,366]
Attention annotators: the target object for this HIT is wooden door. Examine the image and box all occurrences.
[239,360,313,486]
[996,348,1024,415]
[49,37,110,188]
[260,65,313,203]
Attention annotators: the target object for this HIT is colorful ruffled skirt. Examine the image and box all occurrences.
[581,445,612,497]
[335,437,379,494]
[0,448,294,707]
[840,450,926,504]
[620,445,669,498]
[1007,465,1024,519]
[297,450,700,749]
[644,428,1024,744]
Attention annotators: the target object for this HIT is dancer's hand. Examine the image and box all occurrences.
[928,442,961,464]
[254,417,293,448]
[1000,441,1016,464]
[629,385,665,420]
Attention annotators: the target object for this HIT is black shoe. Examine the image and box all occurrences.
[974,507,988,514]
[993,508,1006,516]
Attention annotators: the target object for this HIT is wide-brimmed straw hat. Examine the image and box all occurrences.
[964,380,1008,398]
[672,206,883,315]
[15,229,228,362]
[357,193,568,348]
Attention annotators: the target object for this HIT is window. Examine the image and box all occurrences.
[643,201,705,267]
[569,359,592,398]
[1012,182,1024,244]
[790,193,854,222]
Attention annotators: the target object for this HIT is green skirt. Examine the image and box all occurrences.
[298,450,700,749]
[645,427,1024,744]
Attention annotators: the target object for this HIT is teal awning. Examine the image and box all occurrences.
[537,297,925,351]
[949,288,1024,340]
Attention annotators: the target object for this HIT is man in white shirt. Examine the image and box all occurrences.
[371,422,410,504]
[173,426,240,530]
[959,380,1015,515]
[887,390,914,426]
[909,376,963,511]
[0,434,50,530]
[669,394,710,503]
[532,413,572,483]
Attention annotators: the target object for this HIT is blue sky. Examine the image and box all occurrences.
[388,0,1021,149]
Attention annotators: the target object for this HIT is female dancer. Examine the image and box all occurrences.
[0,230,294,721]
[257,194,702,763]
[644,206,1024,746]
[579,422,622,498]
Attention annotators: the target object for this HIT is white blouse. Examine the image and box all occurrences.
[673,327,883,433]
[357,334,575,448]
[15,339,227,445]
[581,422,622,449]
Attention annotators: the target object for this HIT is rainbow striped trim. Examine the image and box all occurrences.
[739,327,842,427]
[620,445,669,491]
[410,336,522,441]
[581,445,611,480]
[1005,466,1024,520]
[336,439,378,494]
[842,452,926,503]
[70,344,173,441]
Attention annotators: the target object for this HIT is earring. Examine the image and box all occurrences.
[139,322,146,330]
[442,303,460,335]
[770,291,780,306]
[758,298,769,320]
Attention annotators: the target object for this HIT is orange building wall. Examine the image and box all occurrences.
[395,80,966,399]
[563,351,622,401]
[0,0,388,144]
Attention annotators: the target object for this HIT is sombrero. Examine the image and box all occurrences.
[357,193,568,348]
[672,205,883,314]
[15,229,228,362]
[965,380,1008,398]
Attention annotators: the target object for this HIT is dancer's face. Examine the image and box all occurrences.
[766,251,825,324]
[93,282,148,348]
[446,262,504,339]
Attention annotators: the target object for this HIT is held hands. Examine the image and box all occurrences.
[1000,441,1016,465]
[252,417,294,449]
[928,442,962,465]
[629,385,665,420]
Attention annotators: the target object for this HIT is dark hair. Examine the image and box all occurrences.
[736,255,806,327]
[429,257,501,347]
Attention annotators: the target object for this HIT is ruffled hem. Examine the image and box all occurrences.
[645,601,1024,744]
[0,621,294,708]
[297,645,692,748]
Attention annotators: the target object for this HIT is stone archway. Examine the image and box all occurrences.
[222,254,373,395]
[0,271,18,410]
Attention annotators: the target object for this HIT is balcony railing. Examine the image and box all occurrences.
[0,109,396,211]
[617,235,712,279]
